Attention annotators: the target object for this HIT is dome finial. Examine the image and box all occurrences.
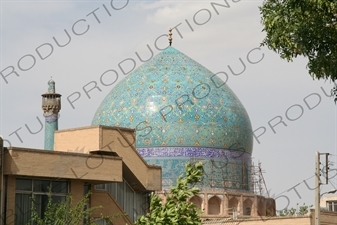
[168,28,173,46]
[48,77,55,93]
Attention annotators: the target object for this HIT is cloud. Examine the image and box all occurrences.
[138,0,258,26]
[2,1,75,17]
[143,1,212,26]
[136,0,203,10]
[136,1,176,10]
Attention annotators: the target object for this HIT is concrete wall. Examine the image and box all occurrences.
[5,176,16,225]
[202,209,337,225]
[203,217,311,225]
[54,125,162,191]
[54,126,101,152]
[0,126,162,224]
[313,209,337,225]
[91,190,133,225]
[100,127,161,191]
[158,191,275,219]
[320,195,337,208]
[4,148,123,183]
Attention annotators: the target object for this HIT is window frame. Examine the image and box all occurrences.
[327,200,337,212]
[15,178,69,225]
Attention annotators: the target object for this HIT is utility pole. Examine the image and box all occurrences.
[315,151,330,225]
[315,151,321,225]
[0,136,3,225]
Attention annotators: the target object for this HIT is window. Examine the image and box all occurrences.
[228,197,238,215]
[94,180,149,222]
[94,183,107,190]
[84,184,91,195]
[190,196,202,210]
[94,219,110,225]
[327,201,337,212]
[208,196,221,215]
[243,199,253,216]
[15,178,68,225]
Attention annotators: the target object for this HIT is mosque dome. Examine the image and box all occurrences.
[92,46,253,191]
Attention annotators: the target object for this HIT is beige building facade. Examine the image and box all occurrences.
[157,190,275,219]
[202,209,337,225]
[320,196,337,212]
[0,124,281,224]
[0,125,162,225]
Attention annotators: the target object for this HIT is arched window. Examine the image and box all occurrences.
[208,196,221,215]
[190,196,202,210]
[228,197,239,215]
[243,199,253,216]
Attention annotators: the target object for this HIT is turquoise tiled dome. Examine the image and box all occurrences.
[92,47,253,191]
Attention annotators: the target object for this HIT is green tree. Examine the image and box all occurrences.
[135,162,203,225]
[30,163,203,225]
[29,191,104,225]
[260,0,337,101]
[278,207,296,216]
[278,203,312,216]
[297,203,313,215]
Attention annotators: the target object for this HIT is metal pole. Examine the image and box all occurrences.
[0,136,3,224]
[325,153,329,185]
[315,151,321,225]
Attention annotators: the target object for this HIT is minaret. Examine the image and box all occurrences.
[42,79,61,150]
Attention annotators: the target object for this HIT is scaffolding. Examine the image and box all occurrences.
[190,157,268,196]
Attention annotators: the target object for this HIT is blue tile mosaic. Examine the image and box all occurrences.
[92,47,253,153]
[144,153,251,191]
[137,147,250,161]
[92,47,254,191]
[44,119,57,150]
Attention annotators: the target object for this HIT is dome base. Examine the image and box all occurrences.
[138,147,252,192]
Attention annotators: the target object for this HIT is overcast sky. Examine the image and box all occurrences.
[1,0,336,210]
